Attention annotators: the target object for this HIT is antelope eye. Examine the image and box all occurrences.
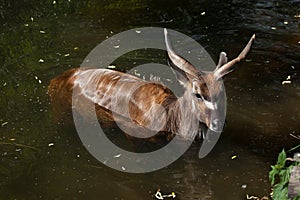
[194,93,202,99]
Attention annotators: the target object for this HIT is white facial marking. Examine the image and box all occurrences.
[192,100,196,110]
[204,100,215,110]
[214,103,218,110]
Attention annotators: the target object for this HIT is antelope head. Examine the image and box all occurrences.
[164,29,255,133]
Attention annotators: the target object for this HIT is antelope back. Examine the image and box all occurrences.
[48,67,176,134]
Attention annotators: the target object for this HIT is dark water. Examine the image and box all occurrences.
[0,0,300,199]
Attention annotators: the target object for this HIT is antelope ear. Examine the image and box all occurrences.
[216,52,228,69]
[214,34,255,79]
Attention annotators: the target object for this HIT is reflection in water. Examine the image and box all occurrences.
[0,0,299,199]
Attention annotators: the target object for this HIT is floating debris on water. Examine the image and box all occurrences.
[107,65,116,69]
[294,14,300,18]
[246,194,269,200]
[34,76,42,84]
[40,30,46,34]
[241,184,247,189]
[64,53,70,57]
[271,27,277,30]
[38,59,44,63]
[1,122,8,127]
[201,11,206,16]
[165,78,172,83]
[48,143,54,147]
[282,75,292,85]
[282,80,291,85]
[114,154,121,158]
[133,70,141,77]
[283,21,288,25]
[74,47,79,51]
[154,189,176,199]
[231,155,237,160]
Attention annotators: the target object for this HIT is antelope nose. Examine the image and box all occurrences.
[210,119,222,132]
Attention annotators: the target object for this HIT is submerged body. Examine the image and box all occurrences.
[48,67,203,141]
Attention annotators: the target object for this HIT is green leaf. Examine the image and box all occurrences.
[279,169,291,184]
[272,182,288,200]
[277,149,287,168]
[269,167,279,185]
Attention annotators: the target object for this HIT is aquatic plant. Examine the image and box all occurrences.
[269,149,300,200]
